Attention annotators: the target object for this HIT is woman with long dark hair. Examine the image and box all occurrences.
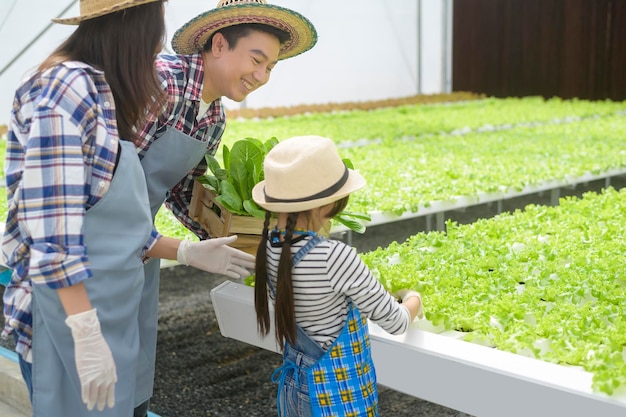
[2,1,254,415]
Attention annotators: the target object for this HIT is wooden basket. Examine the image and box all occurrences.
[189,181,264,255]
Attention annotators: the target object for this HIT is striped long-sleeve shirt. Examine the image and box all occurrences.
[267,236,411,350]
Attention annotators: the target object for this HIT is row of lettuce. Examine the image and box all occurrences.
[223,96,626,146]
[223,97,626,216]
[362,186,626,396]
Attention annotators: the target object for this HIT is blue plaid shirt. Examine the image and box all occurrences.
[2,61,160,361]
[136,53,226,239]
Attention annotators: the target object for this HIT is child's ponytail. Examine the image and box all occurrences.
[275,212,299,347]
[254,211,272,337]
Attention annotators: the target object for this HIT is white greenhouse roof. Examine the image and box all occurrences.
[0,0,452,125]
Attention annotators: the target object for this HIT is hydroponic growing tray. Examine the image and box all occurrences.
[210,280,626,417]
[332,168,626,235]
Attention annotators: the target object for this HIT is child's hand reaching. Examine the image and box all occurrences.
[394,289,424,320]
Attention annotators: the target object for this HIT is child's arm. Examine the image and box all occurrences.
[394,289,424,321]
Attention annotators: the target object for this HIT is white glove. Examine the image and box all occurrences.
[65,308,117,411]
[177,235,256,279]
[395,289,424,320]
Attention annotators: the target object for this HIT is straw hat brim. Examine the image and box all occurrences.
[171,3,317,60]
[52,0,161,25]
[252,169,366,213]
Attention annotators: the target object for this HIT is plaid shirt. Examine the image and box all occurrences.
[2,62,160,361]
[136,53,226,239]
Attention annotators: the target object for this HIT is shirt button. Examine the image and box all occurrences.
[103,101,111,108]
[99,180,106,188]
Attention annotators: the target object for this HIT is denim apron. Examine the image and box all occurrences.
[136,127,208,405]
[31,140,154,416]
[270,237,379,417]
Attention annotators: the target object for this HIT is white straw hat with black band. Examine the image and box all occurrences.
[252,136,366,213]
[171,0,317,60]
[52,0,161,25]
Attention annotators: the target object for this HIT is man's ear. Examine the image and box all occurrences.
[211,32,228,56]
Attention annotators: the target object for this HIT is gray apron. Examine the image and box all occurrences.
[31,140,154,416]
[136,127,208,404]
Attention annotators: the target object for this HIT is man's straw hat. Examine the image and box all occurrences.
[52,0,161,25]
[171,0,317,60]
[252,136,366,213]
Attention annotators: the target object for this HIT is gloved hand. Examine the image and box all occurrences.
[177,235,256,279]
[394,289,425,320]
[65,308,117,411]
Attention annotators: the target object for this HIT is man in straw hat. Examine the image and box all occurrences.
[133,1,317,416]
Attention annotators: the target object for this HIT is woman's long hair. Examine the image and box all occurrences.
[255,197,349,348]
[38,1,167,143]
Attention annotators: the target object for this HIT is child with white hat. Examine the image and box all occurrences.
[252,135,424,416]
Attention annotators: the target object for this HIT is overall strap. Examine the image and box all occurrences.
[292,235,325,267]
[267,235,325,297]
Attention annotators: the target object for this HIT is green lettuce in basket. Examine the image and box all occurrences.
[197,137,276,219]
[196,137,370,233]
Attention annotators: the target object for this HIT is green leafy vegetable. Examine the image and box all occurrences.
[200,137,278,218]
[198,138,371,233]
[360,187,626,396]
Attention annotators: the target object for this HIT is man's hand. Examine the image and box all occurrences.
[177,235,256,279]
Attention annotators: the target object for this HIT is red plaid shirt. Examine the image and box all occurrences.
[136,53,226,238]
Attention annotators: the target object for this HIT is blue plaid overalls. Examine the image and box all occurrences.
[269,236,379,417]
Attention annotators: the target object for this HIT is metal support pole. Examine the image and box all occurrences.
[551,188,561,206]
[442,0,454,93]
[417,0,422,94]
[345,230,353,247]
[436,211,445,231]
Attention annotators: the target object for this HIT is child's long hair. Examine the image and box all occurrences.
[255,197,349,348]
[38,1,167,144]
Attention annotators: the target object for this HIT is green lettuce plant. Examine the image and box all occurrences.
[196,137,370,233]
[197,137,277,219]
[223,97,626,147]
[360,187,626,395]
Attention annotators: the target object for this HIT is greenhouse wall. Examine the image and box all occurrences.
[452,0,626,100]
[0,0,452,125]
